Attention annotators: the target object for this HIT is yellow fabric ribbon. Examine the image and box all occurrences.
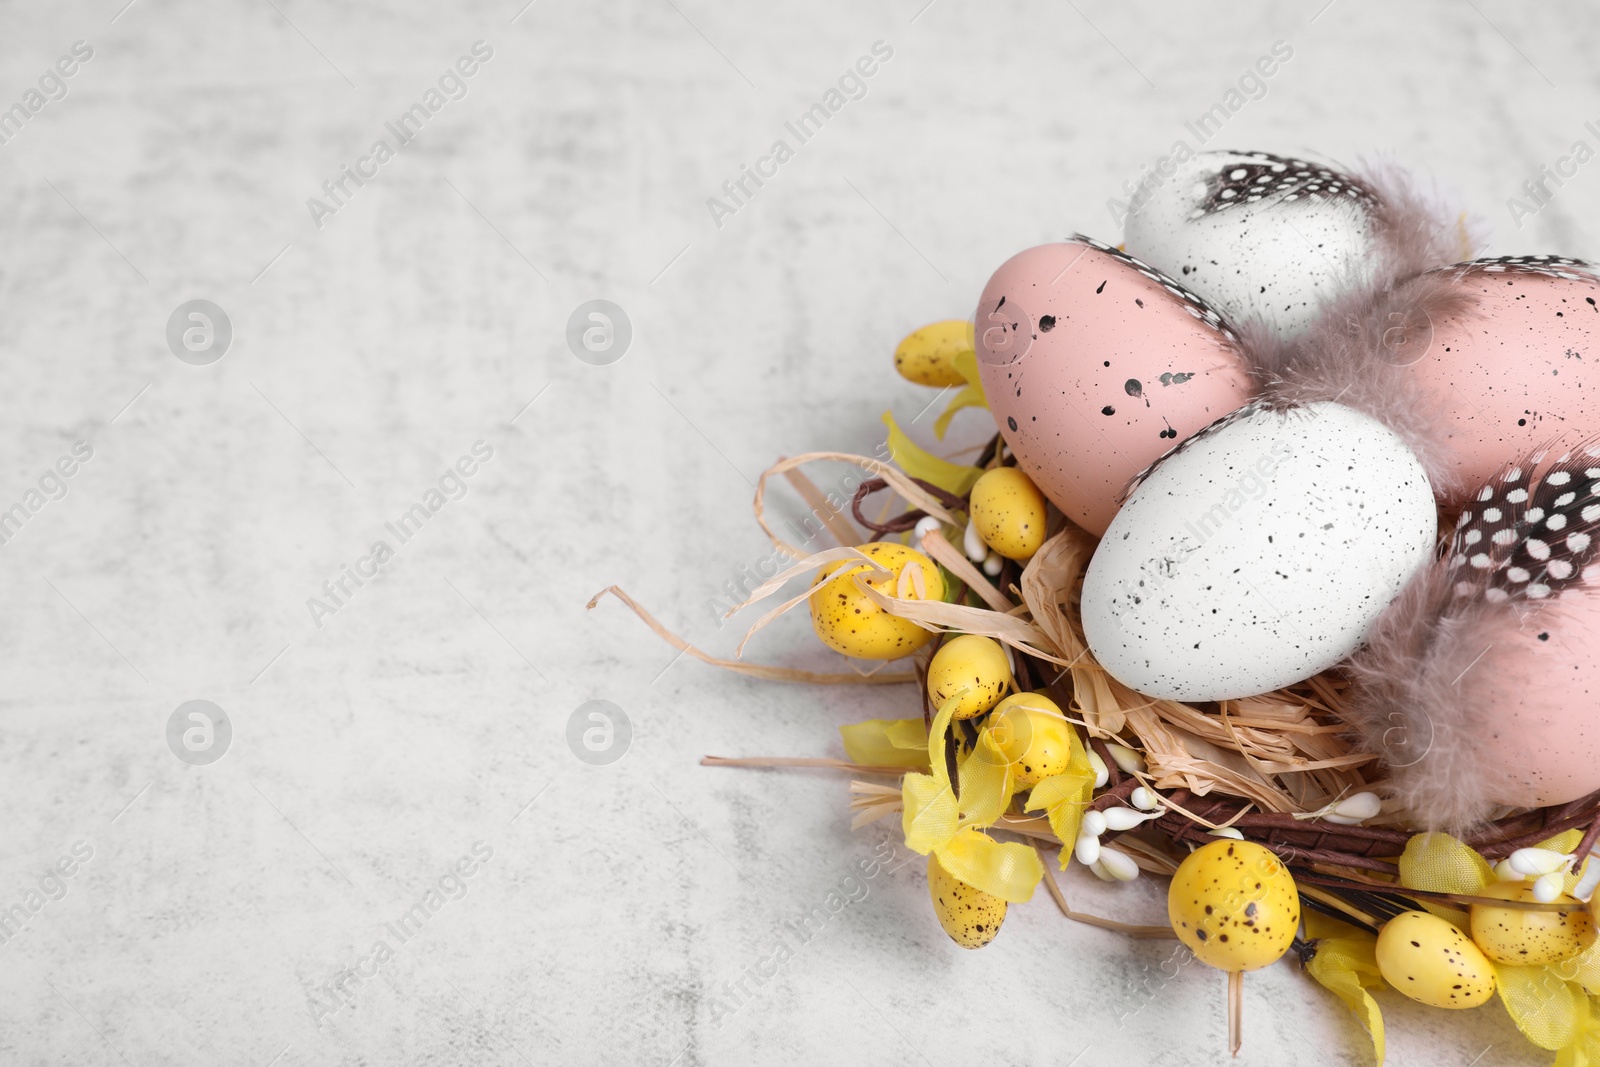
[1302,911,1387,1065]
[881,410,983,498]
[1553,1002,1600,1067]
[935,826,1044,902]
[897,695,1042,902]
[900,695,1006,852]
[1022,728,1096,870]
[839,718,931,770]
[932,349,988,440]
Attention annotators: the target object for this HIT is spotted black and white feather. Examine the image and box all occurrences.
[1451,254,1594,282]
[1342,442,1600,831]
[1188,151,1378,220]
[1446,445,1600,603]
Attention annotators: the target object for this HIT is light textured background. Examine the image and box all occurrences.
[0,1,1595,1064]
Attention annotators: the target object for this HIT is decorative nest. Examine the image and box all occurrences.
[590,430,1600,1063]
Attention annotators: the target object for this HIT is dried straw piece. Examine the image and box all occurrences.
[729,545,890,644]
[848,780,908,829]
[587,586,914,685]
[854,581,1069,665]
[916,529,1014,614]
[754,452,960,559]
[723,542,1052,664]
[780,462,861,548]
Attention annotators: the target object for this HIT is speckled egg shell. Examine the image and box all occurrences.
[974,238,1253,536]
[1123,150,1377,338]
[1167,839,1299,972]
[1400,258,1600,505]
[926,634,1013,720]
[1376,911,1497,1009]
[1081,401,1436,701]
[927,853,1005,949]
[1468,591,1600,808]
[1471,882,1596,966]
[808,543,945,660]
[969,467,1048,560]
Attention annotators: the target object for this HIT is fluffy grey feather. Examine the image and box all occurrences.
[1341,553,1514,831]
[1361,156,1482,289]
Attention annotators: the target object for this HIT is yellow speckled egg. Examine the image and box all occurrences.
[894,320,974,387]
[926,634,1012,719]
[969,467,1048,561]
[928,852,1005,948]
[1470,882,1596,966]
[809,543,945,660]
[1167,839,1299,972]
[989,692,1073,787]
[1376,911,1497,1009]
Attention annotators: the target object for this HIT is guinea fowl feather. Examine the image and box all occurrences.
[1343,444,1600,830]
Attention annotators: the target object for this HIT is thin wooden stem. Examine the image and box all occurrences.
[1228,970,1243,1058]
[1034,845,1177,939]
[700,756,908,775]
[1575,805,1600,866]
[1294,869,1587,913]
[1299,885,1383,930]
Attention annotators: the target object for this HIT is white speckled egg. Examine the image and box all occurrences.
[1081,401,1436,700]
[1123,150,1378,338]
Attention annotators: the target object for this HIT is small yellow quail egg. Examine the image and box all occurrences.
[809,543,944,660]
[894,320,973,388]
[988,692,1074,787]
[1470,881,1596,966]
[927,852,1005,948]
[926,634,1012,719]
[1376,911,1497,1009]
[968,467,1048,561]
[1167,839,1299,972]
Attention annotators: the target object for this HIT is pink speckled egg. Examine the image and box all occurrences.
[1395,256,1600,504]
[974,237,1254,535]
[1473,590,1600,808]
